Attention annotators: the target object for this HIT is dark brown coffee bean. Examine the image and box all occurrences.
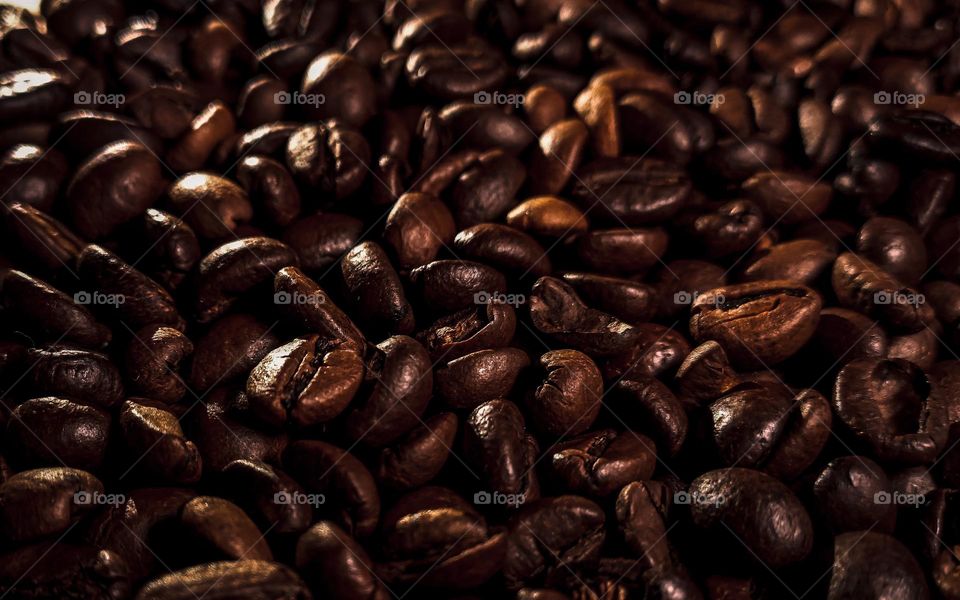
[418,302,517,362]
[574,83,619,158]
[571,157,692,225]
[191,388,288,473]
[286,120,370,199]
[274,267,365,351]
[296,521,389,600]
[166,172,253,240]
[410,259,507,313]
[742,170,832,224]
[236,155,302,227]
[282,213,364,272]
[118,398,202,484]
[688,468,813,567]
[405,38,508,100]
[506,196,588,238]
[452,149,526,228]
[573,227,669,274]
[529,119,588,195]
[0,467,103,542]
[343,335,432,447]
[7,397,111,471]
[832,252,933,333]
[0,69,69,122]
[125,324,192,403]
[180,496,272,561]
[3,203,83,272]
[195,237,299,323]
[136,560,310,600]
[527,349,603,437]
[1,269,110,348]
[284,440,380,538]
[77,244,185,331]
[379,412,458,491]
[301,52,376,127]
[856,216,927,285]
[464,400,539,503]
[377,486,507,588]
[548,429,656,497]
[189,313,281,392]
[741,239,836,285]
[827,532,928,600]
[167,101,236,172]
[246,336,363,428]
[453,223,552,278]
[689,280,822,368]
[341,241,415,336]
[0,543,130,600]
[504,495,605,590]
[66,141,163,240]
[813,456,895,534]
[530,276,639,356]
[610,376,688,456]
[27,346,124,408]
[435,347,530,409]
[0,144,67,212]
[136,209,201,291]
[383,192,456,271]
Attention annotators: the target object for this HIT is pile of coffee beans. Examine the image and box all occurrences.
[3,0,960,598]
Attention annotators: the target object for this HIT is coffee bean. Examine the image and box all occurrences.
[118,398,202,484]
[465,399,539,502]
[548,429,656,497]
[295,521,389,600]
[379,412,458,491]
[342,241,415,335]
[7,397,111,471]
[125,324,192,403]
[527,349,603,437]
[828,532,928,600]
[689,280,821,368]
[0,467,103,542]
[435,347,530,409]
[136,561,310,600]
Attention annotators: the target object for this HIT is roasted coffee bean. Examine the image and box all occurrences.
[405,38,508,100]
[867,111,960,163]
[191,389,288,473]
[3,202,84,272]
[246,335,363,428]
[464,400,539,503]
[285,120,370,199]
[195,237,299,323]
[235,155,302,227]
[418,301,517,362]
[282,212,364,272]
[118,398,202,484]
[547,429,656,497]
[529,119,588,195]
[454,226,548,282]
[0,144,67,211]
[833,358,950,465]
[0,543,130,600]
[274,267,365,350]
[379,412,458,491]
[180,496,272,561]
[0,69,69,122]
[688,468,813,567]
[571,157,691,225]
[610,376,688,456]
[504,495,605,590]
[689,280,821,368]
[507,196,588,238]
[341,241,415,336]
[0,467,103,542]
[167,101,236,172]
[136,561,310,600]
[7,397,111,471]
[832,252,933,333]
[383,192,455,271]
[296,521,389,600]
[166,172,253,240]
[219,460,312,534]
[343,335,432,447]
[435,347,530,409]
[284,440,380,538]
[66,141,163,240]
[530,276,639,356]
[189,313,281,392]
[527,349,603,437]
[26,346,124,408]
[452,149,526,228]
[856,216,927,286]
[301,52,376,127]
[136,209,201,291]
[827,532,928,600]
[813,456,896,533]
[76,244,185,331]
[125,324,192,403]
[410,259,507,313]
[1,269,110,348]
[741,239,836,285]
[573,227,669,274]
